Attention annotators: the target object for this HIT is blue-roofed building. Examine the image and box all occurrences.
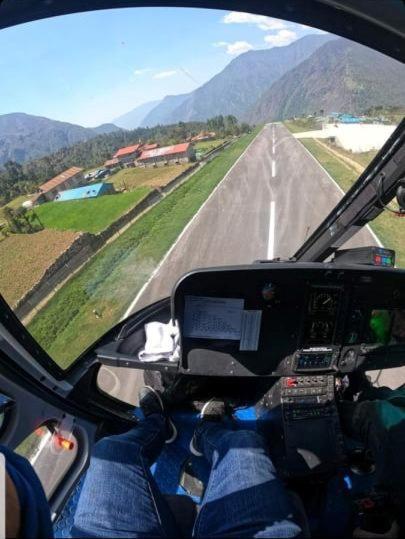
[55,182,115,202]
[330,113,362,123]
[338,114,361,123]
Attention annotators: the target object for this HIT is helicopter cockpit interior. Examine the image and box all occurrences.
[0,1,404,538]
[84,260,405,536]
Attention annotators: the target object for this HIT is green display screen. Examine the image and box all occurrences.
[369,309,405,345]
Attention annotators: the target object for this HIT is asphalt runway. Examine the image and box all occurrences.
[98,124,402,404]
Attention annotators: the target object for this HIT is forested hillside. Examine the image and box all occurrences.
[0,116,247,204]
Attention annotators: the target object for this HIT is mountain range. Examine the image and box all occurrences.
[139,34,335,127]
[247,38,405,123]
[2,33,405,166]
[0,113,121,165]
[113,99,161,129]
[113,33,405,129]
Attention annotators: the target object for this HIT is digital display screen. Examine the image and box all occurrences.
[296,352,333,369]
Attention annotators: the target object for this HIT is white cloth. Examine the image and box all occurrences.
[138,320,180,363]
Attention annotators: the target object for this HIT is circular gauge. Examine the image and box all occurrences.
[310,320,332,341]
[311,291,338,314]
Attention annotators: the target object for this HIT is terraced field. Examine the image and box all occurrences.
[0,229,80,307]
[108,163,191,191]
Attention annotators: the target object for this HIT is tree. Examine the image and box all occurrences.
[1,207,21,233]
[15,207,34,233]
[4,161,25,183]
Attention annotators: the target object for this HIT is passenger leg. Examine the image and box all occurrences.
[192,403,301,538]
[72,388,179,538]
[340,389,405,526]
[341,385,405,488]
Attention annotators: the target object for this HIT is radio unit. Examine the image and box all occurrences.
[294,348,338,372]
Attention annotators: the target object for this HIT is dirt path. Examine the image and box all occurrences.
[315,138,365,174]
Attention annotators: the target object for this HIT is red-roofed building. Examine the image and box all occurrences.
[137,143,195,167]
[38,167,84,201]
[142,143,159,151]
[104,158,120,169]
[113,144,142,163]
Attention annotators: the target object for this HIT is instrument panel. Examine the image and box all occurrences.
[172,263,405,377]
[304,287,341,344]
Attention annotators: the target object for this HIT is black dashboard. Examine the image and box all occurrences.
[173,262,405,377]
[96,262,405,479]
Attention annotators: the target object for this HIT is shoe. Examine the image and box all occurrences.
[138,386,177,444]
[190,399,226,457]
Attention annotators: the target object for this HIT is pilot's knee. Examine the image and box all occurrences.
[92,435,119,455]
[224,428,267,449]
[92,429,140,458]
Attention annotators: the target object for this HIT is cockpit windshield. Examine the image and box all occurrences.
[0,7,404,371]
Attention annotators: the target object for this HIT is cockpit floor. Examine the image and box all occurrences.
[54,407,376,538]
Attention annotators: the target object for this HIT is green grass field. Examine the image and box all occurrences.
[27,129,260,368]
[328,146,378,169]
[283,118,320,133]
[108,163,190,191]
[30,188,150,234]
[194,138,229,154]
[300,139,359,192]
[313,139,378,170]
[299,138,405,269]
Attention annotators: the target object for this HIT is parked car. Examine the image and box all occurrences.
[94,168,109,180]
[84,170,97,180]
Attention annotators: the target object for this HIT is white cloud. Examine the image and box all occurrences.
[264,29,297,47]
[153,70,178,79]
[133,68,151,76]
[213,40,254,56]
[223,12,285,31]
[227,41,254,55]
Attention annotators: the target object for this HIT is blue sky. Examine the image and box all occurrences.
[0,8,326,127]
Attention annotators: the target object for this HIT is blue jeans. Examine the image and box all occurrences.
[72,415,301,538]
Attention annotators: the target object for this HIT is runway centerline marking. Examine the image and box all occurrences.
[271,159,276,178]
[267,201,276,260]
[122,126,265,319]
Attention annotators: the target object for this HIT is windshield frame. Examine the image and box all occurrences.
[0,1,403,62]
